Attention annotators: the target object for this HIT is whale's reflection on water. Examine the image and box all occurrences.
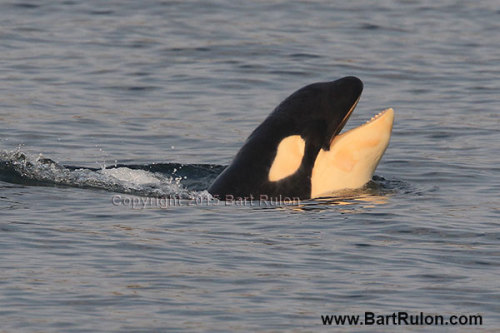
[249,180,396,213]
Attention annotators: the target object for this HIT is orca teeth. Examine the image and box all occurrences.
[365,109,387,125]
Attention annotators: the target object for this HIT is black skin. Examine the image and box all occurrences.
[208,76,363,200]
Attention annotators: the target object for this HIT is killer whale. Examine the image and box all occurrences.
[0,76,392,200]
[208,76,394,200]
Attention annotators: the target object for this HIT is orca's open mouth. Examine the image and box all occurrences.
[331,106,394,147]
[329,96,360,146]
[330,105,394,146]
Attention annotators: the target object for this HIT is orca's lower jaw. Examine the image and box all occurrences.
[310,108,394,198]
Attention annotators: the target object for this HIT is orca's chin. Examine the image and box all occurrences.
[310,107,394,198]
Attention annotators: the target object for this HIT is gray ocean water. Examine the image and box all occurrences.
[1,0,499,332]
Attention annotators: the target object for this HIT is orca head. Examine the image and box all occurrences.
[264,77,362,187]
[266,76,394,198]
[208,76,394,200]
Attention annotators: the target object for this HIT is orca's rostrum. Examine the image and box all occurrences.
[208,76,394,200]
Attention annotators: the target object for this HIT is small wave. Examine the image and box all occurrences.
[0,150,222,199]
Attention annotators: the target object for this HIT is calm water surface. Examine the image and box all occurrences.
[1,0,499,332]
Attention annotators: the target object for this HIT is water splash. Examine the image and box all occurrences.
[0,149,217,199]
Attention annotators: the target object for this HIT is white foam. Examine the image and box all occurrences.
[99,167,161,185]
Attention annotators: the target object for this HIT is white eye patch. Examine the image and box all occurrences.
[268,135,305,182]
